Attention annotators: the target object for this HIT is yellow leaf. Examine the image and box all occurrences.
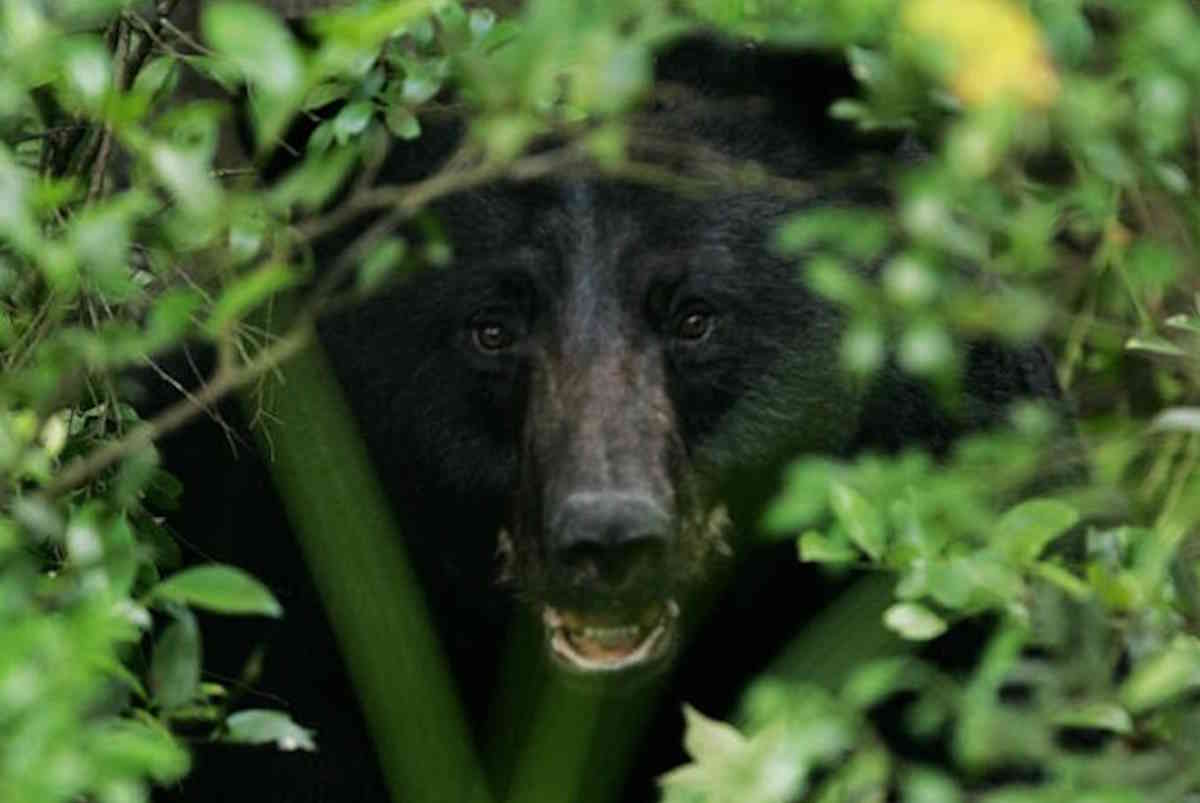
[902,0,1059,109]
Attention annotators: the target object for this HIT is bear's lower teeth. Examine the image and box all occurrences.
[543,600,679,671]
[578,626,640,639]
[568,626,643,650]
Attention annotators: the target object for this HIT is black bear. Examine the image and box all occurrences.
[153,38,1068,803]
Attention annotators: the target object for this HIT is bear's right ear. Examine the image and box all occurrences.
[249,1,352,21]
[653,35,856,119]
[651,35,902,169]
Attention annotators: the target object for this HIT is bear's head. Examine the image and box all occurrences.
[321,98,871,674]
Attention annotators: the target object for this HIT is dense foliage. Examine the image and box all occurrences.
[0,1,1197,802]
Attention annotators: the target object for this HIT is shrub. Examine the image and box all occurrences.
[0,2,1197,802]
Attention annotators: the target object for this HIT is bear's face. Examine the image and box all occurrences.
[387,174,862,673]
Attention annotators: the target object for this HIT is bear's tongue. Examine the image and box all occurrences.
[543,601,678,672]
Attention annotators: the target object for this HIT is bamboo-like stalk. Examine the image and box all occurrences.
[249,331,492,803]
[747,574,903,695]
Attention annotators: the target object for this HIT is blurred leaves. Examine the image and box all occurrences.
[202,2,307,147]
[745,2,1200,800]
[0,0,1199,802]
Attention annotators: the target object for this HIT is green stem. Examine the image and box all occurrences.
[250,336,492,803]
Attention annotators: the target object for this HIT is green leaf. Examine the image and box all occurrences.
[924,558,974,609]
[681,704,746,761]
[830,481,886,560]
[333,100,375,144]
[882,254,939,308]
[357,237,407,293]
[146,289,201,348]
[843,657,925,710]
[798,530,859,564]
[1125,335,1186,357]
[762,458,838,533]
[1152,407,1200,432]
[1034,1,1094,67]
[1121,636,1200,713]
[225,709,316,751]
[958,555,1027,609]
[829,98,870,123]
[468,8,496,40]
[89,719,190,782]
[840,322,885,376]
[148,142,221,219]
[152,564,283,617]
[309,0,435,51]
[1053,702,1132,734]
[103,515,139,595]
[400,61,444,105]
[1032,561,1091,600]
[804,256,873,310]
[303,80,351,110]
[113,445,159,509]
[205,263,297,335]
[229,210,269,264]
[146,470,184,514]
[883,602,947,641]
[1153,160,1191,194]
[1165,314,1200,336]
[898,323,954,377]
[12,496,64,541]
[775,208,892,261]
[1087,564,1145,611]
[202,2,306,146]
[150,611,201,710]
[95,654,149,700]
[268,145,359,212]
[61,36,112,109]
[132,55,179,101]
[901,768,962,803]
[993,499,1080,564]
[1082,139,1136,185]
[476,113,537,161]
[308,120,336,154]
[385,105,422,140]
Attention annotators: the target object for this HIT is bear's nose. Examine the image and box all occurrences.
[550,492,671,592]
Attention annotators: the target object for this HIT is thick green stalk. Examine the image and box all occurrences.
[250,337,491,803]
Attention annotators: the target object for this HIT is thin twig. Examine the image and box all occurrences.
[10,125,89,145]
[212,167,258,179]
[160,18,214,56]
[142,355,242,454]
[123,0,184,88]
[291,143,532,243]
[87,19,133,201]
[289,131,840,253]
[43,323,313,498]
[87,128,115,201]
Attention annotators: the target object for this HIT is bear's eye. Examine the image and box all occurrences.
[472,320,515,354]
[674,307,714,342]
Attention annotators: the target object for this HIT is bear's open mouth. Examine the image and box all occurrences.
[542,600,679,672]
